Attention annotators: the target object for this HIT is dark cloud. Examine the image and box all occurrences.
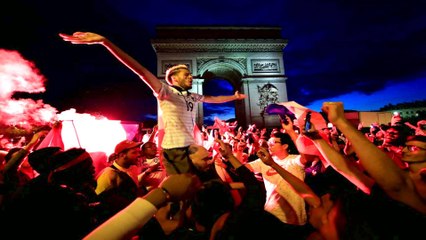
[281,1,426,105]
[1,0,424,122]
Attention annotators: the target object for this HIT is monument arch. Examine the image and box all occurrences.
[151,26,289,128]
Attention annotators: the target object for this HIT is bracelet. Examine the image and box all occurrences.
[160,187,171,202]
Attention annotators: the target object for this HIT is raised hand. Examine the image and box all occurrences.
[280,115,293,132]
[59,32,106,45]
[215,138,232,159]
[321,102,345,125]
[256,147,274,166]
[234,91,247,100]
[26,130,49,150]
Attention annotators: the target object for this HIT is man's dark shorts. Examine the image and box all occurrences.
[162,147,191,175]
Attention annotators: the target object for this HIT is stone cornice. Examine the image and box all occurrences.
[151,39,287,53]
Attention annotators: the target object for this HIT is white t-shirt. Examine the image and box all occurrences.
[247,154,307,225]
[155,83,204,149]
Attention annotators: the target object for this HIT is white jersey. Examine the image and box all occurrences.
[247,154,307,225]
[155,83,204,149]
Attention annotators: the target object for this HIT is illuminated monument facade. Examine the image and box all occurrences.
[151,26,288,128]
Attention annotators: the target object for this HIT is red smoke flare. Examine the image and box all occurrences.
[0,49,57,128]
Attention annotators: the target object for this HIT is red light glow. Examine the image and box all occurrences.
[0,49,57,127]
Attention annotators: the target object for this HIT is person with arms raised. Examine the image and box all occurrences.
[59,32,246,177]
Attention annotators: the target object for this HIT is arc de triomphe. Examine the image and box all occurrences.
[151,26,288,128]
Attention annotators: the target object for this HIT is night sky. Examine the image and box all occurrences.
[1,0,425,125]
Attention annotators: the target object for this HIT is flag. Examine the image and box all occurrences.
[265,103,296,121]
[295,134,330,168]
[212,116,229,135]
[276,101,329,166]
[36,121,64,150]
[277,101,327,130]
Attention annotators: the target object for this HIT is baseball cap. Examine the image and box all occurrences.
[114,140,142,154]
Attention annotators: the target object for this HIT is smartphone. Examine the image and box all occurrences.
[168,202,181,220]
[304,111,312,132]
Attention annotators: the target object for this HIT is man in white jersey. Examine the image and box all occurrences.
[59,31,246,175]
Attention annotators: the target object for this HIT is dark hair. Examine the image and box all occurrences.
[245,133,255,144]
[28,147,62,175]
[271,132,299,154]
[141,142,156,151]
[370,125,380,134]
[49,148,91,170]
[191,179,235,230]
[214,208,296,240]
[1,183,95,239]
[48,148,96,192]
[385,125,408,146]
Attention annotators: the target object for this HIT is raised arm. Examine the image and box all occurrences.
[256,147,321,209]
[203,91,246,103]
[147,125,158,143]
[215,138,267,208]
[59,32,162,93]
[321,103,412,203]
[84,173,201,240]
[215,138,243,169]
[2,130,48,173]
[307,133,374,194]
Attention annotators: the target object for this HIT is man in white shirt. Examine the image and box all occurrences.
[59,32,247,176]
[246,131,307,225]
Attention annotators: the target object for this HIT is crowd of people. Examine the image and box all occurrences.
[0,30,425,239]
[0,102,425,239]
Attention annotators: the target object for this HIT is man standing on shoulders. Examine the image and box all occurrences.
[59,32,247,176]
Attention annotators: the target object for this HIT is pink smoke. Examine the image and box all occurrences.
[0,49,139,169]
[0,49,58,127]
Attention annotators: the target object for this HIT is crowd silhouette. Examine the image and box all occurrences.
[1,101,425,239]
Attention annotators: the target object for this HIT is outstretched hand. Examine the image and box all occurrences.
[59,32,106,45]
[234,91,247,100]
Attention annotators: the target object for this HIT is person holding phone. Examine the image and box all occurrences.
[245,131,308,225]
